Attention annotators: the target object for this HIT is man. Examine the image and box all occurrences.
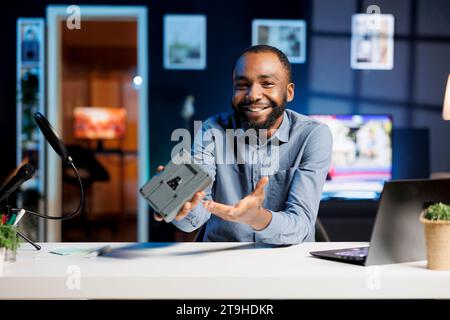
[155,45,332,244]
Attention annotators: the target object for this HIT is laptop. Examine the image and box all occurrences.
[310,179,450,266]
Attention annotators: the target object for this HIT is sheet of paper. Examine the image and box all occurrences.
[49,245,111,257]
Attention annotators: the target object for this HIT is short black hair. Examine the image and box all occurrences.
[232,45,293,83]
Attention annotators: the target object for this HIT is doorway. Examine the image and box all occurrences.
[46,6,149,242]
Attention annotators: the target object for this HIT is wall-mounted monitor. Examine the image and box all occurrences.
[310,114,392,200]
[73,107,126,140]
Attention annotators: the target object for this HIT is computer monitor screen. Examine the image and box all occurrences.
[310,114,392,200]
[73,107,126,140]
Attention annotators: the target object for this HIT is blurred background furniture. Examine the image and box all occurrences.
[62,145,111,240]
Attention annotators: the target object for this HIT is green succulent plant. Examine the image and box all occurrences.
[0,225,20,251]
[424,202,450,221]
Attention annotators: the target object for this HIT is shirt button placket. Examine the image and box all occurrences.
[253,147,259,187]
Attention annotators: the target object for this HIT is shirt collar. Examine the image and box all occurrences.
[271,111,290,144]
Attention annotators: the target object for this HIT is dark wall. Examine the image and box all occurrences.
[0,0,309,181]
[147,1,310,173]
[308,0,450,174]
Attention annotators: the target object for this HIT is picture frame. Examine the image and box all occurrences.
[164,14,207,70]
[252,19,306,64]
[351,14,395,70]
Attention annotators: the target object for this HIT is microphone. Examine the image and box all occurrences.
[0,163,35,204]
[34,112,73,165]
[14,112,85,222]
[5,113,83,252]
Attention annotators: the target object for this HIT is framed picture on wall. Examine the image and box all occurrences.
[252,19,306,64]
[351,14,395,70]
[164,14,207,70]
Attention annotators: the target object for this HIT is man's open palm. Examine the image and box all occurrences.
[203,176,271,230]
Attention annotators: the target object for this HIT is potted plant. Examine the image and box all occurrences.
[0,225,20,275]
[420,202,450,270]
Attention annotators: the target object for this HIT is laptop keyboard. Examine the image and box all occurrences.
[335,247,369,260]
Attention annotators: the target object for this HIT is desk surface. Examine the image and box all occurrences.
[1,242,449,299]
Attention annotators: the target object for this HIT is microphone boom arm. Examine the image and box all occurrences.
[12,161,84,221]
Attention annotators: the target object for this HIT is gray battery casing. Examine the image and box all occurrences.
[139,155,212,222]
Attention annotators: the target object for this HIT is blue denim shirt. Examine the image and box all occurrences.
[172,109,332,244]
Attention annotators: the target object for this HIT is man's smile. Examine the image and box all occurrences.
[241,104,272,119]
[244,106,270,112]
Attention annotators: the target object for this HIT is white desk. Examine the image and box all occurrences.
[1,242,450,299]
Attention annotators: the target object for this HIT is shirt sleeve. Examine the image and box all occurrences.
[255,124,333,245]
[171,123,216,233]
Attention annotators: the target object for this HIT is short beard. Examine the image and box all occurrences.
[233,97,286,132]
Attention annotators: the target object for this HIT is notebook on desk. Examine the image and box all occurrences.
[310,179,450,266]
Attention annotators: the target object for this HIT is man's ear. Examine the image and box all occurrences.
[287,83,295,102]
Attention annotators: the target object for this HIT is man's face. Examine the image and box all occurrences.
[232,52,294,131]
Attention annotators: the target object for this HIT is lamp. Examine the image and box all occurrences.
[443,74,450,120]
[432,75,450,179]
